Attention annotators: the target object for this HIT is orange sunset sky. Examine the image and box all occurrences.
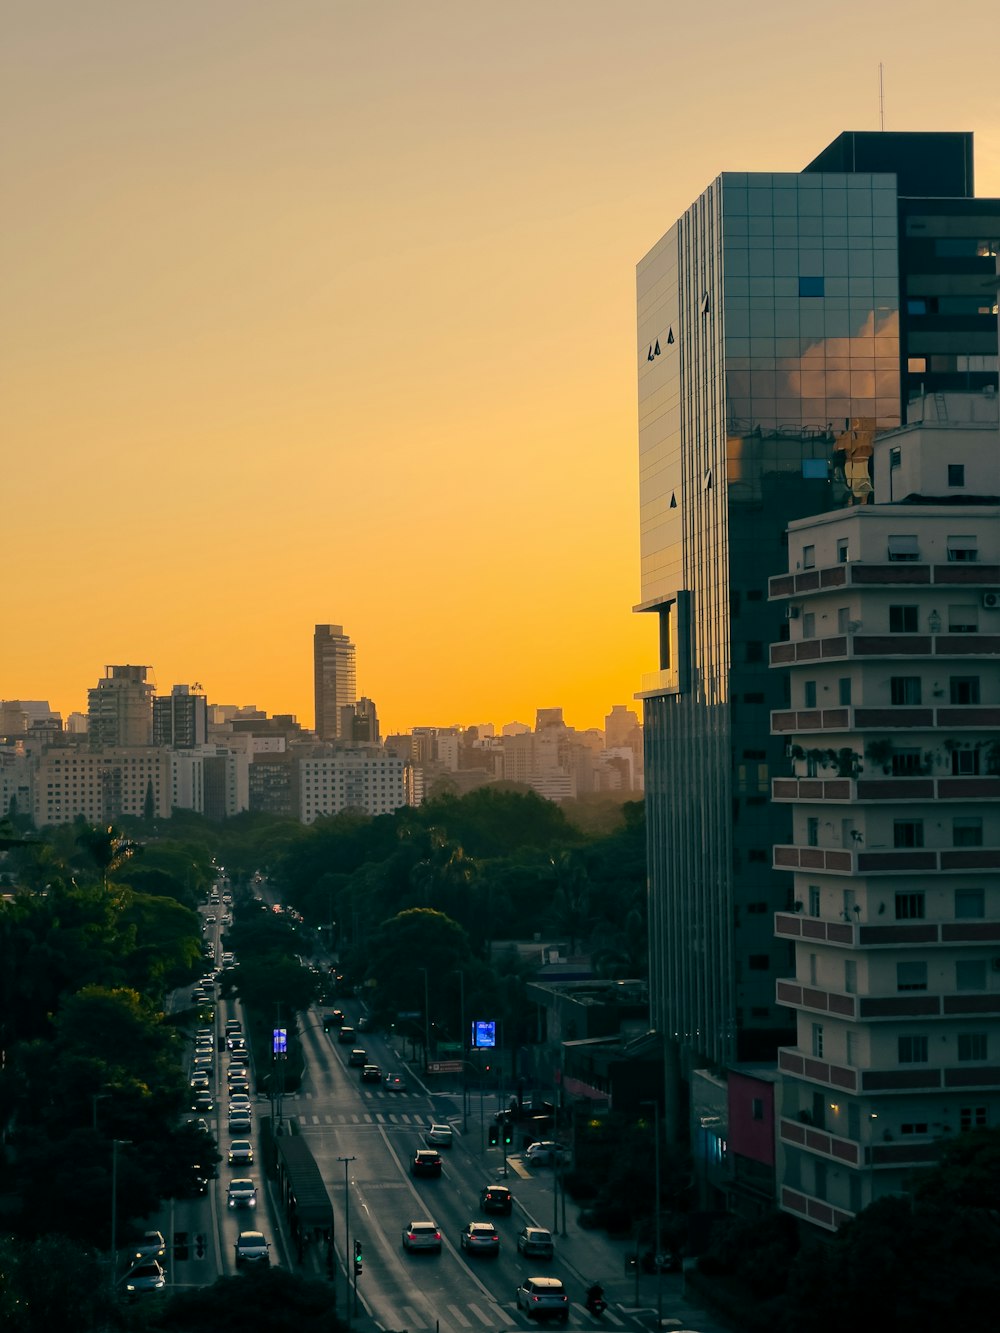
[4,3,999,736]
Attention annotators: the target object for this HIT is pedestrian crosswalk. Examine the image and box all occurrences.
[393,1300,627,1329]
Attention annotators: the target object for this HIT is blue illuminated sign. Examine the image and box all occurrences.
[472,1020,496,1049]
[273,1027,287,1054]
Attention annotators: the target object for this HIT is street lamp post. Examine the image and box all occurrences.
[338,1155,357,1321]
[456,969,468,1132]
[640,1101,663,1332]
[417,966,430,1071]
[109,1138,131,1299]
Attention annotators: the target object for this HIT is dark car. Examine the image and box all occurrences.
[412,1149,443,1178]
[338,1025,357,1045]
[361,1063,382,1083]
[325,1010,345,1028]
[480,1184,512,1215]
[348,1048,367,1067]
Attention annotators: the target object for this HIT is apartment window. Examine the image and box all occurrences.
[748,848,768,862]
[895,891,926,920]
[889,605,919,633]
[897,961,928,992]
[952,748,981,775]
[806,818,819,847]
[949,676,980,706]
[846,1031,858,1067]
[808,885,820,917]
[948,604,978,633]
[958,1033,988,1062]
[811,1023,824,1058]
[901,1122,929,1135]
[960,1106,988,1130]
[837,538,849,563]
[894,820,924,848]
[838,677,852,706]
[892,749,923,776]
[802,545,816,569]
[808,953,818,985]
[799,276,825,297]
[751,1098,764,1122]
[947,465,966,487]
[844,959,857,994]
[749,955,770,971]
[956,960,986,992]
[804,680,817,708]
[802,612,816,639]
[953,817,983,847]
[946,535,977,562]
[888,534,920,562]
[955,888,985,919]
[835,607,848,634]
[898,1035,928,1064]
[891,677,922,705]
[745,640,763,663]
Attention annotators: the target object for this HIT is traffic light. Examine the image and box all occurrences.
[353,1239,363,1275]
[488,1123,499,1147]
[323,1015,330,1032]
[194,1233,207,1260]
[502,1122,513,1147]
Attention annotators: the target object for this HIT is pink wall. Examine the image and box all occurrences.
[728,1071,775,1167]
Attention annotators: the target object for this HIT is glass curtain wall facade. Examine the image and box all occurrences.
[637,171,901,1083]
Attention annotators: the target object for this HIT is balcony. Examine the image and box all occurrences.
[780,1185,854,1233]
[774,844,1000,875]
[770,632,1000,668]
[776,978,1000,1022]
[779,1044,1000,1095]
[772,775,1000,803]
[771,704,1000,733]
[780,1118,942,1170]
[769,562,1000,599]
[775,912,1000,949]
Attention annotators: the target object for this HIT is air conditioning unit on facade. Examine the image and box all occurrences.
[982,591,1000,610]
[786,605,800,619]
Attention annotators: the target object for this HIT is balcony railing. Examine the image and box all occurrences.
[774,844,1000,875]
[771,704,1000,733]
[779,1044,1000,1094]
[780,1185,853,1233]
[770,633,1000,668]
[772,776,1000,803]
[776,978,1000,1022]
[769,562,1000,599]
[775,911,1000,949]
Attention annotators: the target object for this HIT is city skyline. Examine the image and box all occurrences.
[5,5,999,736]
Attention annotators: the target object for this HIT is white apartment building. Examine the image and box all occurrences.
[34,746,172,826]
[171,746,249,818]
[298,749,406,824]
[769,400,1000,1230]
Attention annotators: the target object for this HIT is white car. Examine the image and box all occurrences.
[234,1230,269,1265]
[524,1140,568,1167]
[227,1178,258,1209]
[402,1221,442,1253]
[426,1123,454,1148]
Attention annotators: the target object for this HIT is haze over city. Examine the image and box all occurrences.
[5,2,998,734]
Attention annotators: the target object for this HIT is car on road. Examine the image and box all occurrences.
[516,1277,570,1322]
[129,1231,166,1261]
[325,1009,345,1028]
[460,1221,500,1256]
[524,1141,569,1167]
[337,1025,356,1045]
[227,1178,258,1209]
[190,1074,210,1091]
[234,1230,270,1265]
[402,1221,442,1253]
[191,1092,214,1113]
[125,1260,166,1295]
[480,1184,513,1215]
[228,1111,252,1134]
[348,1047,367,1066]
[427,1123,454,1148]
[361,1064,382,1083]
[229,1139,254,1165]
[411,1149,443,1178]
[383,1072,406,1092]
[517,1226,555,1260]
[190,988,208,1003]
[205,914,217,924]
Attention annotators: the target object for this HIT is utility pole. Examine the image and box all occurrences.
[338,1155,357,1322]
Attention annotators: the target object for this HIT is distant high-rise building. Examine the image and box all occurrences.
[153,684,208,748]
[87,666,154,748]
[339,696,380,743]
[314,624,357,741]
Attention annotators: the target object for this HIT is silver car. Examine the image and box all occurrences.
[402,1220,442,1254]
[234,1230,270,1265]
[518,1226,555,1260]
[227,1177,258,1209]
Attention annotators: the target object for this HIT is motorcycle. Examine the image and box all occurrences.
[585,1288,607,1318]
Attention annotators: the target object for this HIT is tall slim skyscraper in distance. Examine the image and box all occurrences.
[635,131,1000,1135]
[313,624,357,741]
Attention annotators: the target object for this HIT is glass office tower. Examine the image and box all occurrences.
[637,169,903,1099]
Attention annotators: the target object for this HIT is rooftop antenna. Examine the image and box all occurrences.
[878,63,885,131]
